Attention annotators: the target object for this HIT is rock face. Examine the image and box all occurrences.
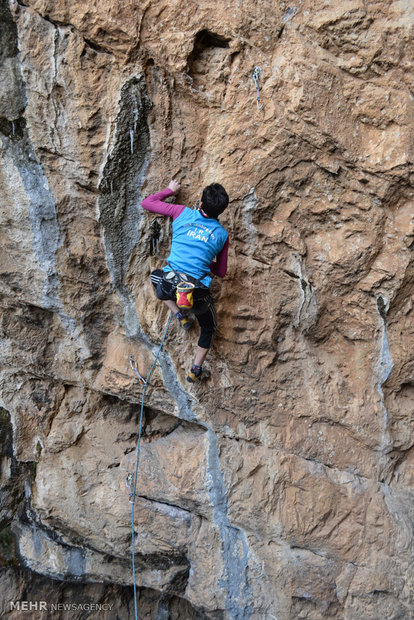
[0,0,413,617]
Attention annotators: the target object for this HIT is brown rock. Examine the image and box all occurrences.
[0,0,413,617]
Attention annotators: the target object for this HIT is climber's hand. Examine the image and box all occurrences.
[168,179,181,195]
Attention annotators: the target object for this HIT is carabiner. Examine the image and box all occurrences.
[129,356,146,385]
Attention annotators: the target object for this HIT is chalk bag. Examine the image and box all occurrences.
[176,281,195,309]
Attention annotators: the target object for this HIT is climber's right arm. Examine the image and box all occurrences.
[141,187,185,220]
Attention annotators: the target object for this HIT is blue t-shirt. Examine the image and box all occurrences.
[163,208,228,287]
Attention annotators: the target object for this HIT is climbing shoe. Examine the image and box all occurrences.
[176,310,191,331]
[186,364,211,383]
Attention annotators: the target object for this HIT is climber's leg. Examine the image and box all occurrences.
[186,292,216,383]
[163,298,179,314]
[194,346,209,367]
[150,269,191,329]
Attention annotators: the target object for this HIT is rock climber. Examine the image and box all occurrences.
[141,180,229,383]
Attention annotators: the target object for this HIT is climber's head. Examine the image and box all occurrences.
[200,183,229,219]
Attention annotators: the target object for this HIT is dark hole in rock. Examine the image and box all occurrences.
[187,30,232,94]
[150,220,161,256]
[188,29,230,69]
[193,30,230,50]
[377,295,387,320]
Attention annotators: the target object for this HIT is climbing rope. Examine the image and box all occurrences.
[251,66,264,111]
[128,312,173,620]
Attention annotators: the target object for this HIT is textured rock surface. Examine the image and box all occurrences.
[0,0,413,617]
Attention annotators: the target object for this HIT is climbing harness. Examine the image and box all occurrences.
[251,66,264,111]
[165,262,210,310]
[128,312,173,620]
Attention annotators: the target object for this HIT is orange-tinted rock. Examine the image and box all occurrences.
[0,0,413,617]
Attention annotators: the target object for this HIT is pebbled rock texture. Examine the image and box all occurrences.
[0,0,413,617]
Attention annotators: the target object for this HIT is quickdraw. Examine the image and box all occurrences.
[252,66,264,111]
[129,355,146,385]
[125,473,134,504]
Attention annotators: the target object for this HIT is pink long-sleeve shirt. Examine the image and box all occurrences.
[141,188,229,277]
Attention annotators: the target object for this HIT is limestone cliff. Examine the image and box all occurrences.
[0,0,413,618]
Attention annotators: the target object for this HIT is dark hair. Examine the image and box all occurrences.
[201,183,229,219]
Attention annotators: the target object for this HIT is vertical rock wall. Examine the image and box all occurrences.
[0,0,413,618]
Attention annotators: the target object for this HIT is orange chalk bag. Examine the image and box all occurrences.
[176,281,195,309]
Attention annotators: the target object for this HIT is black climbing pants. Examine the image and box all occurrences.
[150,269,217,349]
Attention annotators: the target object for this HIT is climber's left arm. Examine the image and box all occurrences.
[210,237,229,277]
